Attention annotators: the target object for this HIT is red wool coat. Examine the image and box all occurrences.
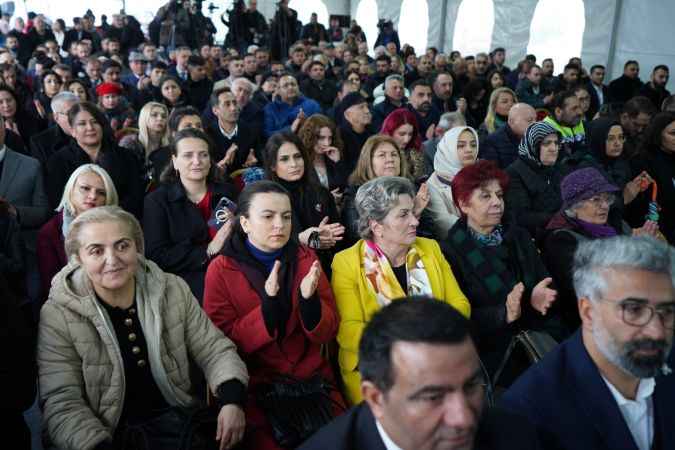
[203,245,343,450]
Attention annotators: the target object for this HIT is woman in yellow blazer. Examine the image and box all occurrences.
[331,176,470,404]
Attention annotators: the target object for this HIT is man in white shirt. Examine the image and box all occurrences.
[502,236,675,450]
[300,299,540,450]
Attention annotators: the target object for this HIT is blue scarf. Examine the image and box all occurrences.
[245,239,283,274]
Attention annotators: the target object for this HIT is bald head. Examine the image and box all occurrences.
[508,103,537,137]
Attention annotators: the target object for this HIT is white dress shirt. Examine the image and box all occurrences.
[375,420,404,450]
[602,376,655,450]
[219,123,238,140]
[593,83,605,106]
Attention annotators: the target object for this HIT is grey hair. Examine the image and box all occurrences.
[231,76,258,93]
[384,74,404,89]
[572,236,675,303]
[51,91,79,113]
[438,111,466,130]
[355,176,416,240]
[65,205,144,259]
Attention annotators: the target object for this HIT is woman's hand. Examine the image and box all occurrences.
[207,217,233,257]
[291,108,305,134]
[506,282,524,323]
[216,404,246,450]
[265,260,281,297]
[324,146,341,163]
[413,183,430,217]
[300,260,321,299]
[530,277,557,315]
[298,217,345,249]
[634,220,659,237]
[623,171,654,204]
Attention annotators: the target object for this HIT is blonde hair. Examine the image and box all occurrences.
[65,205,144,259]
[484,87,517,133]
[56,164,119,214]
[348,134,409,186]
[138,102,170,159]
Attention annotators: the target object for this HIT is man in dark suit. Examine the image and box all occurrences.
[0,125,50,304]
[502,236,675,450]
[300,298,541,450]
[609,60,644,104]
[62,17,93,53]
[587,64,609,119]
[206,87,262,177]
[30,91,78,169]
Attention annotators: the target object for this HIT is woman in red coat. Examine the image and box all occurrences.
[204,180,343,450]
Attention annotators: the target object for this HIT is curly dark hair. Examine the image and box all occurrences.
[296,114,344,162]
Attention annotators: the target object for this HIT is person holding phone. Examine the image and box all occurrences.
[144,128,237,302]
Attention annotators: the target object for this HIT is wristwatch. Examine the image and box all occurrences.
[308,230,321,249]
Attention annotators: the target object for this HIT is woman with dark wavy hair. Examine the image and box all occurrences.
[264,131,344,275]
[297,114,349,197]
[46,101,144,217]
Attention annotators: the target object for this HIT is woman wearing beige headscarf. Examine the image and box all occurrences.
[426,126,480,239]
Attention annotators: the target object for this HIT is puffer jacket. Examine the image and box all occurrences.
[37,256,249,450]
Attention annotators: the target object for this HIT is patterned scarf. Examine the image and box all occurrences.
[362,240,433,307]
[468,224,504,247]
[518,121,559,165]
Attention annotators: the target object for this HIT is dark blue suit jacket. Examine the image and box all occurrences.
[501,330,675,450]
[299,402,540,450]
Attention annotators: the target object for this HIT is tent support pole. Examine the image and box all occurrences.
[439,0,448,52]
[606,0,623,81]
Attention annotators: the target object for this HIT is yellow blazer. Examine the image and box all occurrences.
[331,237,471,405]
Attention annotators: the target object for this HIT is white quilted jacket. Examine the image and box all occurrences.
[37,256,248,450]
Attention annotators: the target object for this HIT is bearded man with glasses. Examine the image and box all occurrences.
[502,235,675,450]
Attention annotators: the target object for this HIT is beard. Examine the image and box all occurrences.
[417,101,431,112]
[593,323,671,378]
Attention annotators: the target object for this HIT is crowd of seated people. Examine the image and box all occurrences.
[2,3,675,450]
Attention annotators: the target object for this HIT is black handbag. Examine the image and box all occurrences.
[255,374,344,449]
[492,330,558,388]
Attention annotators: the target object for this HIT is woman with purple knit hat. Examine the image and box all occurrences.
[541,167,659,331]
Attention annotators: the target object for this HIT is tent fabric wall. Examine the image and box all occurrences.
[580,0,617,78]
[611,0,675,92]
[491,0,539,68]
[250,0,675,91]
[442,0,463,56]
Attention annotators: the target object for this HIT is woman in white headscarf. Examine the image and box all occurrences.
[426,126,480,239]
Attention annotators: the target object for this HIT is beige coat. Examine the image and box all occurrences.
[38,256,249,450]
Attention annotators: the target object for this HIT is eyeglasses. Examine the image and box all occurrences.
[586,193,615,207]
[606,299,675,330]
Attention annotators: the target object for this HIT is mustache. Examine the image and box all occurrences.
[626,338,668,354]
